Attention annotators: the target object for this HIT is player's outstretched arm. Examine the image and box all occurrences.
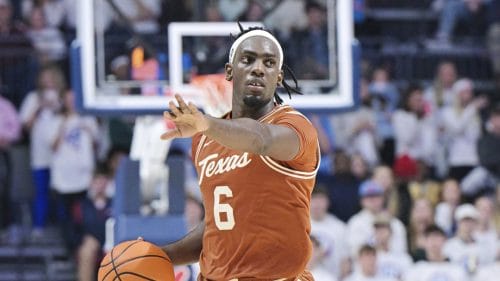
[161,221,204,265]
[161,95,300,161]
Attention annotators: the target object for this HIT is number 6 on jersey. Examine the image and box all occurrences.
[213,186,235,230]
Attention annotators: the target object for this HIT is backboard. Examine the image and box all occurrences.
[71,0,357,116]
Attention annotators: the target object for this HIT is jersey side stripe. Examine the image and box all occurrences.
[259,155,317,179]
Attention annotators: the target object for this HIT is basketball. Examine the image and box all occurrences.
[98,238,175,281]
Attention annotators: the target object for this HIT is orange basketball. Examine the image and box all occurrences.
[98,238,175,281]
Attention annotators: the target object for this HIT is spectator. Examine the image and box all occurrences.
[369,69,398,166]
[0,0,36,108]
[424,61,458,112]
[77,163,112,281]
[287,1,329,79]
[22,0,66,29]
[49,89,99,251]
[107,0,161,34]
[473,196,498,262]
[404,225,468,281]
[344,245,396,281]
[373,214,413,281]
[26,6,66,63]
[347,180,407,257]
[0,83,21,231]
[308,235,337,281]
[408,198,435,261]
[316,151,363,222]
[236,0,265,22]
[19,64,65,237]
[371,165,396,215]
[474,260,500,281]
[461,105,500,196]
[369,67,400,112]
[434,0,490,43]
[440,79,486,181]
[435,179,462,236]
[342,78,379,167]
[443,204,497,274]
[310,185,350,280]
[393,83,437,172]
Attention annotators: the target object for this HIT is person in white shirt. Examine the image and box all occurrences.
[347,180,407,257]
[405,225,468,281]
[439,78,486,181]
[474,261,500,281]
[435,179,462,236]
[393,84,437,168]
[310,185,350,280]
[49,90,98,251]
[423,61,458,114]
[308,235,338,281]
[19,65,65,236]
[443,204,497,275]
[373,214,413,280]
[345,245,396,281]
[474,195,499,263]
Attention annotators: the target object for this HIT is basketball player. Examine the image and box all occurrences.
[160,25,320,281]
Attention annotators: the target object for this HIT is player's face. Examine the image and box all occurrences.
[226,36,283,108]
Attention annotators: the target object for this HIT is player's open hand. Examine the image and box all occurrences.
[160,94,209,140]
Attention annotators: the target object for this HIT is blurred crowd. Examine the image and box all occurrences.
[0,0,499,281]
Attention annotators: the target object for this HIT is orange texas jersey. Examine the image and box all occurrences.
[191,105,320,280]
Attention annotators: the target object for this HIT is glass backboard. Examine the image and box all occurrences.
[71,0,357,116]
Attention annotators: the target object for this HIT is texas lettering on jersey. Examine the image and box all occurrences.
[197,152,252,185]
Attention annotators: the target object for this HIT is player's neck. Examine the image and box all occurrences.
[231,100,275,120]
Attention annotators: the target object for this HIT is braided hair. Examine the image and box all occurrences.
[230,23,302,104]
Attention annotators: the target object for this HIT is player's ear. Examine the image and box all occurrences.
[277,70,284,85]
[225,63,233,81]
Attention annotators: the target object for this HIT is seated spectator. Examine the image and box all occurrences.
[473,196,498,262]
[371,166,396,215]
[393,84,437,172]
[373,214,413,280]
[310,185,350,280]
[26,6,66,63]
[368,69,398,166]
[308,235,338,281]
[344,245,396,281]
[347,180,407,257]
[77,163,112,281]
[443,204,497,274]
[236,0,265,22]
[287,1,329,79]
[434,0,490,44]
[435,179,462,236]
[424,61,458,113]
[461,105,500,196]
[342,78,379,167]
[316,151,363,222]
[22,0,66,29]
[474,260,500,281]
[107,0,161,34]
[405,225,468,281]
[440,79,486,182]
[408,198,435,261]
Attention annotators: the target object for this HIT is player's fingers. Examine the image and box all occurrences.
[163,111,175,120]
[160,129,181,140]
[169,101,182,116]
[175,94,191,113]
[187,102,198,113]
